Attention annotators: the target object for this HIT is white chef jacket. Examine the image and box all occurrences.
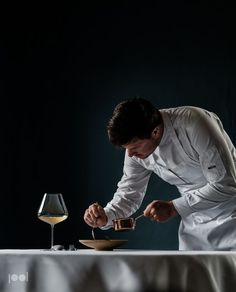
[102,106,236,250]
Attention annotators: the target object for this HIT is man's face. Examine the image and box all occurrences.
[122,126,163,159]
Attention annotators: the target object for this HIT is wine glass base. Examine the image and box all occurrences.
[39,245,65,251]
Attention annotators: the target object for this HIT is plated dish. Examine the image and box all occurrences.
[79,239,128,250]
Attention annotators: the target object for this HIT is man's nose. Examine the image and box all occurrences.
[128,149,135,157]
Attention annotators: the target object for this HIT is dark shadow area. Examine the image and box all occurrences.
[0,2,235,249]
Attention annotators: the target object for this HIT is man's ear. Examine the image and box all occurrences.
[152,127,158,136]
[151,126,162,138]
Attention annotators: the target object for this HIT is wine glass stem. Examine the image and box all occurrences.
[50,224,55,249]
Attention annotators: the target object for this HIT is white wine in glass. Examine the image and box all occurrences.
[38,193,68,250]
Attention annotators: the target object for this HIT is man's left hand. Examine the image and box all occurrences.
[144,200,178,223]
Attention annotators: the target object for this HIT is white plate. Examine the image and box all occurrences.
[79,239,128,250]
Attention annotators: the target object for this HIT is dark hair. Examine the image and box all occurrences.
[107,97,163,146]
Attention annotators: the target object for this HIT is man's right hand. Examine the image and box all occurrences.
[83,203,108,228]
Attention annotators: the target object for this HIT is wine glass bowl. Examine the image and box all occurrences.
[38,193,68,250]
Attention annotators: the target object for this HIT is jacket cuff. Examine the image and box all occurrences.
[99,208,116,230]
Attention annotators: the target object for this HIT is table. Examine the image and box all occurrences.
[0,249,236,292]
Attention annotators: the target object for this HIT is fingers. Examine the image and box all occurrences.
[84,203,99,227]
[89,202,100,218]
[144,200,177,223]
[144,200,164,222]
[144,200,159,218]
[84,203,107,228]
[84,208,96,227]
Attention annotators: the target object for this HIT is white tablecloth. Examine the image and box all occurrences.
[0,249,236,292]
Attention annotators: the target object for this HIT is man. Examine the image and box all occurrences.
[84,97,236,250]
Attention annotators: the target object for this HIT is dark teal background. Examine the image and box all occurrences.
[0,2,236,249]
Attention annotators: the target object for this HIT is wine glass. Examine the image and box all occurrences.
[38,193,68,250]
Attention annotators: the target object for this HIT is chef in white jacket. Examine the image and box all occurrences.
[84,97,236,250]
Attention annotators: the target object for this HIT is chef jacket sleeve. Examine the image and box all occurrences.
[173,108,236,218]
[101,151,152,229]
